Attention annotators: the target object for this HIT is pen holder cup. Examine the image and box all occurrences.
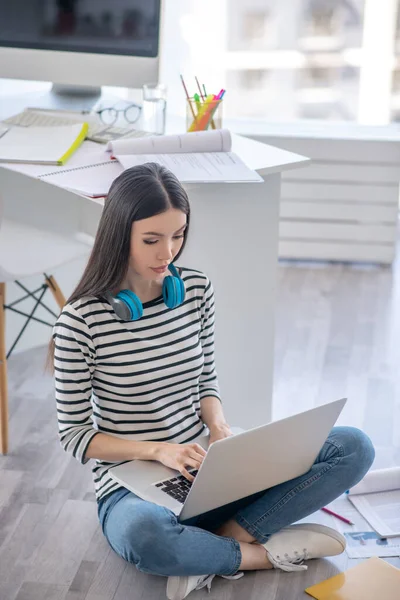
[186,98,223,132]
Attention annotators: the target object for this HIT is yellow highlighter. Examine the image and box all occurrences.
[188,94,215,132]
[194,93,202,113]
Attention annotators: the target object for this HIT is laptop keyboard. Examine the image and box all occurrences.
[154,471,199,504]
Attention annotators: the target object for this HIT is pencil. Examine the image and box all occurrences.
[321,506,354,525]
[180,74,196,121]
[195,76,205,101]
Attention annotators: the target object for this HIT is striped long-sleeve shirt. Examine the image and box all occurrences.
[53,267,221,502]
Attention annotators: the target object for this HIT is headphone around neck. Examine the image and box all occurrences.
[106,263,185,321]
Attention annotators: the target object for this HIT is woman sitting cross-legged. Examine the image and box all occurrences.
[50,163,375,600]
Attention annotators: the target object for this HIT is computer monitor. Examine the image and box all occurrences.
[0,0,162,101]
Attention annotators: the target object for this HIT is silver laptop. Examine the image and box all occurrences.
[109,398,346,522]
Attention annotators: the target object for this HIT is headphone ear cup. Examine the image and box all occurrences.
[175,276,185,305]
[115,290,143,320]
[110,297,133,320]
[104,292,131,320]
[163,275,185,308]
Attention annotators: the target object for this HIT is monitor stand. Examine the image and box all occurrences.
[49,83,102,111]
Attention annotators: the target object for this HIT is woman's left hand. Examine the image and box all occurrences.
[208,422,234,446]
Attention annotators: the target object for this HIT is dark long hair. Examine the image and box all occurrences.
[46,163,190,370]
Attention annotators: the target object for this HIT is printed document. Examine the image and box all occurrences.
[115,152,262,183]
[347,466,400,538]
[108,128,232,155]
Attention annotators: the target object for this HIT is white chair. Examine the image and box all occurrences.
[0,214,93,454]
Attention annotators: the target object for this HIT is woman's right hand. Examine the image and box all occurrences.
[154,442,207,482]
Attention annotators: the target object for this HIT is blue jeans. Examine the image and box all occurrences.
[97,426,374,577]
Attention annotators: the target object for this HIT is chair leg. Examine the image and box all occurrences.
[0,283,9,454]
[44,275,66,311]
[0,275,65,454]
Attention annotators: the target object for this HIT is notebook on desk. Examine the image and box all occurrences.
[33,129,262,196]
[39,160,123,198]
[0,123,88,165]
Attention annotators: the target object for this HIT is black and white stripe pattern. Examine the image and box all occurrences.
[53,268,221,502]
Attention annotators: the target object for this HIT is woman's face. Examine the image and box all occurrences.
[130,208,187,281]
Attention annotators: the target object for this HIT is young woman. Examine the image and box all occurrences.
[52,163,375,600]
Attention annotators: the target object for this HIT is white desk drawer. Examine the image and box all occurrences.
[279,240,395,264]
[279,221,397,244]
[284,162,400,185]
[281,181,399,205]
[280,201,398,224]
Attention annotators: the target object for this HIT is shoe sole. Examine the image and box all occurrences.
[167,575,206,600]
[166,577,185,600]
[283,523,346,553]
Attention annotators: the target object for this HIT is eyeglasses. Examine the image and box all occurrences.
[96,102,142,126]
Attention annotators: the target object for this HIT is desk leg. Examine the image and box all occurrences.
[0,283,9,454]
[182,174,281,429]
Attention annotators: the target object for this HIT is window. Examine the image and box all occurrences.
[242,11,269,44]
[3,1,400,125]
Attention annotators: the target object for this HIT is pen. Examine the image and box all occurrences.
[195,76,216,129]
[195,76,205,101]
[321,507,354,525]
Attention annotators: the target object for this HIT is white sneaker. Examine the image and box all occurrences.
[166,571,244,600]
[262,523,346,572]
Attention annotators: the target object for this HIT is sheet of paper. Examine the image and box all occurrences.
[342,530,400,559]
[108,128,232,155]
[348,489,400,537]
[348,466,400,495]
[115,151,262,183]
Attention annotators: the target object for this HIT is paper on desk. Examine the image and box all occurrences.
[115,151,263,183]
[347,467,400,538]
[108,128,232,155]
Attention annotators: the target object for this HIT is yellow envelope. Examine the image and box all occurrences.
[305,556,400,600]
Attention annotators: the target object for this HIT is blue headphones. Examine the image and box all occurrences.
[106,263,185,321]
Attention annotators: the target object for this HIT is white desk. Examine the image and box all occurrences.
[0,101,309,429]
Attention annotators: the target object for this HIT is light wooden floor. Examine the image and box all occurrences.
[1,253,400,600]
